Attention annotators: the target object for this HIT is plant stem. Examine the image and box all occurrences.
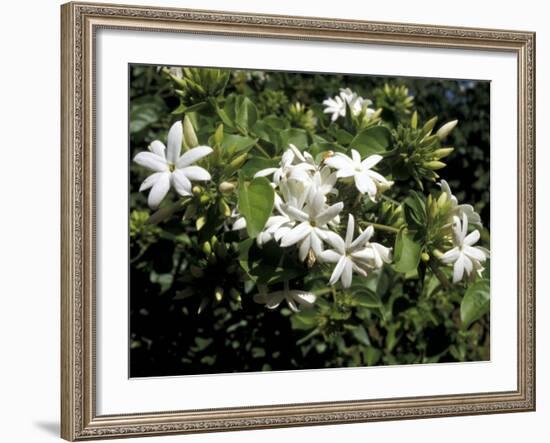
[360,221,399,234]
[427,261,451,290]
[252,142,271,159]
[296,327,320,346]
[381,194,401,206]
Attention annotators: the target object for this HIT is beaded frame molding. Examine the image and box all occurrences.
[61,2,536,440]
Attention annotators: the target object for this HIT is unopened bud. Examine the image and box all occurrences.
[436,120,458,140]
[229,152,248,169]
[218,181,235,194]
[214,286,224,302]
[183,115,199,148]
[201,241,212,256]
[424,160,446,170]
[192,185,203,196]
[421,252,430,262]
[433,147,454,159]
[218,199,231,217]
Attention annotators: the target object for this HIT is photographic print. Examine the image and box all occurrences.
[129,66,491,377]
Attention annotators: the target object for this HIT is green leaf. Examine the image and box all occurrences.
[403,191,427,229]
[129,96,164,134]
[350,126,391,157]
[146,199,188,225]
[350,324,371,346]
[290,309,317,331]
[279,128,309,150]
[240,156,278,180]
[238,177,274,238]
[363,347,382,366]
[393,229,421,273]
[222,133,258,153]
[249,264,304,285]
[461,279,490,328]
[235,96,258,130]
[353,291,382,308]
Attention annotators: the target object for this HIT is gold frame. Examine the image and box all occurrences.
[61,1,536,440]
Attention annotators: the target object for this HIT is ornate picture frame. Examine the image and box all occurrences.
[61,2,535,440]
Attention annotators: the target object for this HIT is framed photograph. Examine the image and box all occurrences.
[61,1,536,440]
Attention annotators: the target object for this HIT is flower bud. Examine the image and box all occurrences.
[433,147,454,159]
[436,120,458,140]
[192,185,203,196]
[201,241,211,256]
[214,286,224,302]
[183,115,199,148]
[218,199,231,217]
[199,194,210,204]
[229,152,248,169]
[218,181,235,194]
[421,252,430,262]
[424,160,446,170]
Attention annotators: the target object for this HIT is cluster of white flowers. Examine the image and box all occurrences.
[241,143,393,304]
[440,214,490,283]
[322,88,375,122]
[133,121,213,210]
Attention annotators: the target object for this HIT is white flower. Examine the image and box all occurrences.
[279,191,344,261]
[324,149,393,201]
[320,215,392,288]
[439,180,482,227]
[440,214,490,283]
[323,88,374,122]
[134,121,213,209]
[253,282,316,312]
[254,144,315,185]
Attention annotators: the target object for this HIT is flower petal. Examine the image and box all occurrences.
[166,121,183,164]
[310,231,324,256]
[149,140,166,158]
[299,235,311,261]
[180,166,211,181]
[265,292,285,309]
[323,230,346,254]
[350,225,374,249]
[341,259,353,288]
[280,222,311,247]
[464,245,488,262]
[453,254,465,283]
[139,172,162,192]
[282,204,309,223]
[351,149,362,164]
[147,172,170,209]
[329,256,347,286]
[361,154,383,169]
[134,151,169,172]
[464,229,480,246]
[316,202,344,226]
[354,172,377,196]
[325,153,353,171]
[350,248,375,262]
[441,247,460,264]
[176,145,213,168]
[171,169,192,196]
[345,214,355,248]
[232,217,247,231]
[319,249,341,263]
[290,291,317,306]
[254,168,278,178]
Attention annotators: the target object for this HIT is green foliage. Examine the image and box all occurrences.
[461,280,490,329]
[129,65,491,376]
[238,177,275,238]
